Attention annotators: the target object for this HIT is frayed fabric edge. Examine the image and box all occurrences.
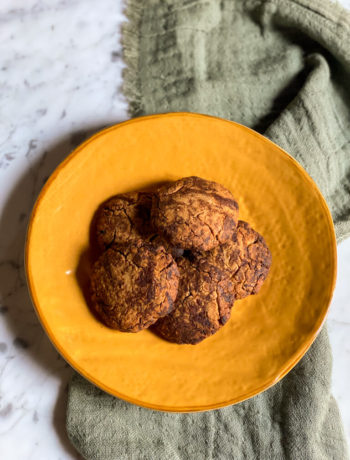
[122,0,144,117]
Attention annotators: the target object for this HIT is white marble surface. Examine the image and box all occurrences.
[0,1,349,459]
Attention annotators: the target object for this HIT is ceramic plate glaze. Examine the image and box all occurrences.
[26,113,336,412]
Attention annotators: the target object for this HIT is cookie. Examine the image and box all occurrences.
[195,221,271,300]
[90,241,179,332]
[149,234,184,259]
[94,192,153,250]
[153,256,234,344]
[151,176,239,251]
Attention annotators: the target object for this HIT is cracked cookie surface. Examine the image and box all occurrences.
[95,192,153,250]
[195,221,271,300]
[153,256,235,344]
[90,241,179,332]
[95,191,183,258]
[149,234,184,259]
[151,176,239,251]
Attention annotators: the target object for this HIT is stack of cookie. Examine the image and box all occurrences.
[90,177,271,344]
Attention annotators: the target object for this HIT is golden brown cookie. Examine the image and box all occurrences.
[151,176,239,251]
[149,234,184,259]
[94,192,153,250]
[90,241,179,332]
[94,191,184,258]
[153,256,235,344]
[195,221,271,300]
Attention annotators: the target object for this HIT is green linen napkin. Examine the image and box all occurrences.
[66,0,350,458]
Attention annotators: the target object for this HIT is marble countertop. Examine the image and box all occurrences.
[1,1,350,458]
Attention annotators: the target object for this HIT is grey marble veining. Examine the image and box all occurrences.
[1,0,350,459]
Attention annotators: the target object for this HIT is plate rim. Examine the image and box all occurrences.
[25,112,337,412]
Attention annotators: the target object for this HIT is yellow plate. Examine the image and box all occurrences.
[26,113,336,412]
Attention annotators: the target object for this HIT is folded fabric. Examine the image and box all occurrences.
[67,1,350,458]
